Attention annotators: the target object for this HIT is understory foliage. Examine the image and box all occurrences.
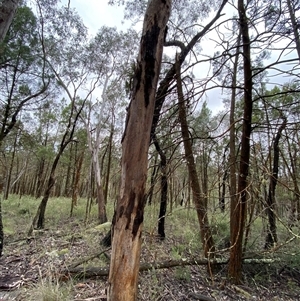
[0,0,300,298]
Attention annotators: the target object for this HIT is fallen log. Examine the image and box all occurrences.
[60,257,278,279]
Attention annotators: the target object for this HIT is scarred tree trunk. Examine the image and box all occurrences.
[107,1,171,300]
[0,0,19,42]
[228,0,253,284]
[175,56,215,258]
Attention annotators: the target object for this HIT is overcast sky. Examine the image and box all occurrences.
[67,1,128,35]
[62,1,229,114]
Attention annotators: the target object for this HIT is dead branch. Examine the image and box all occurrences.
[59,257,278,280]
[68,247,111,269]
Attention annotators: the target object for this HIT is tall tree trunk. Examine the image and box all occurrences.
[176,55,215,258]
[229,30,241,233]
[0,0,19,42]
[228,0,253,284]
[108,1,171,300]
[265,116,287,249]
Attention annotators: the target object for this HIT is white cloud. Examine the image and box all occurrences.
[68,0,126,35]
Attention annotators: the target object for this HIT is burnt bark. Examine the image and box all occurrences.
[108,1,171,300]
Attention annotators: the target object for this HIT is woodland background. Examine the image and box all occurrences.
[0,0,300,300]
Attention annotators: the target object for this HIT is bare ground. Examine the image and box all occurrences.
[0,221,299,301]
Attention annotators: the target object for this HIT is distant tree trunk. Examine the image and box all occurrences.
[3,130,18,200]
[228,0,253,284]
[84,105,108,224]
[104,126,114,204]
[70,149,84,217]
[92,151,107,224]
[108,1,171,300]
[64,144,73,197]
[176,55,215,258]
[219,147,229,212]
[265,116,287,249]
[146,152,158,206]
[28,97,84,235]
[35,159,46,199]
[284,132,300,223]
[0,0,19,42]
[29,150,62,233]
[153,134,167,239]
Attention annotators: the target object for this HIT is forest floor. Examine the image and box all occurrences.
[0,196,300,300]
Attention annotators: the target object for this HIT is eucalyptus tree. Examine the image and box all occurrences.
[0,4,49,145]
[115,0,229,258]
[107,0,171,299]
[80,26,138,224]
[30,99,61,198]
[227,0,253,284]
[27,0,99,232]
[254,85,300,247]
[0,3,49,256]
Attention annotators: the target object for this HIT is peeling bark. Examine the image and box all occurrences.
[108,1,172,300]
